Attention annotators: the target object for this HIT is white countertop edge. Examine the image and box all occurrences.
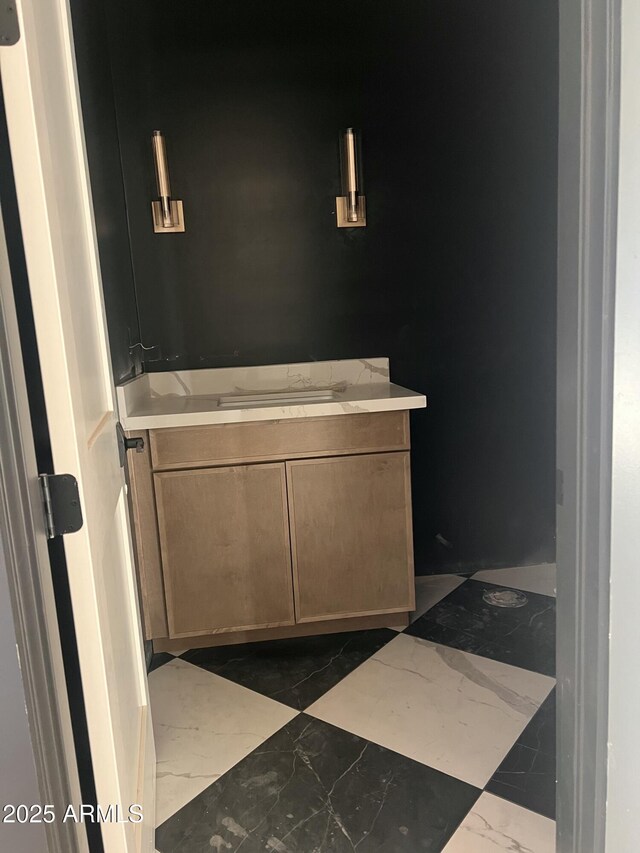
[120,393,427,432]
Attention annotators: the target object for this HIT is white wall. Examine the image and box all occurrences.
[605,1,640,848]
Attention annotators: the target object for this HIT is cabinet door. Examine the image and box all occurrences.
[154,463,295,637]
[287,453,415,622]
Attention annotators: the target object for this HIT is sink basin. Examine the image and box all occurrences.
[217,389,337,408]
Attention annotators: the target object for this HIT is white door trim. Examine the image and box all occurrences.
[0,1,154,849]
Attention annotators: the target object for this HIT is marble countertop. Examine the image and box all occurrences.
[116,358,426,430]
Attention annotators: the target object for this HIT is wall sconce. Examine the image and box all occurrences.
[151,130,185,233]
[336,127,366,228]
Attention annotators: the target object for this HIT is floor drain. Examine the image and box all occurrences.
[482,588,528,608]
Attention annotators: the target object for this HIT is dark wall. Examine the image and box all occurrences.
[70,0,141,383]
[95,0,557,573]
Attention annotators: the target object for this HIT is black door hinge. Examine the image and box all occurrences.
[39,473,84,539]
[0,4,20,46]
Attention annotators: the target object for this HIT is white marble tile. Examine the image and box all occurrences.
[147,357,390,398]
[472,564,556,598]
[149,658,296,826]
[389,574,466,630]
[307,633,555,788]
[116,357,426,430]
[118,357,390,416]
[443,792,556,852]
[120,380,425,430]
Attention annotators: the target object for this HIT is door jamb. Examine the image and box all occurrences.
[0,197,87,852]
[556,0,620,849]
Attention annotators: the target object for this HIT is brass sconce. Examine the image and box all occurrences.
[336,127,366,228]
[151,130,185,233]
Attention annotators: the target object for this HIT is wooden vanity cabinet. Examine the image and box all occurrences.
[154,464,295,638]
[126,411,416,647]
[287,453,414,622]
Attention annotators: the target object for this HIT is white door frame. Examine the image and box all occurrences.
[0,0,155,849]
[557,0,620,850]
[0,197,87,853]
[603,0,640,848]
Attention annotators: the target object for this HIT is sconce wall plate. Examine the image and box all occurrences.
[335,195,367,228]
[151,130,185,234]
[151,199,185,233]
[336,127,366,228]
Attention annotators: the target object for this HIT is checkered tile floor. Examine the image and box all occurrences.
[151,564,556,852]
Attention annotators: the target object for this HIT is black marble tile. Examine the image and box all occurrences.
[486,743,556,820]
[148,652,174,673]
[406,579,556,676]
[405,621,497,657]
[181,629,396,710]
[486,688,556,819]
[156,714,481,853]
[517,688,556,756]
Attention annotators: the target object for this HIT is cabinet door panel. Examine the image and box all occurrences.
[287,453,415,622]
[155,463,294,637]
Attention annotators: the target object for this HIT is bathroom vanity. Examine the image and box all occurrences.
[118,358,426,650]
